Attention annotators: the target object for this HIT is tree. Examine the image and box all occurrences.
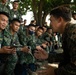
[9,0,76,26]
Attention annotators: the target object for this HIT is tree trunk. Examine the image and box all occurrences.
[42,12,48,26]
[31,0,38,23]
[37,0,43,26]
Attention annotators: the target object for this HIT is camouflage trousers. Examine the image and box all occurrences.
[2,53,18,75]
[1,51,35,75]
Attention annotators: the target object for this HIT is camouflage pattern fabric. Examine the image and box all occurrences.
[10,9,22,21]
[0,31,4,47]
[18,25,27,46]
[55,23,76,75]
[1,29,20,75]
[0,3,10,15]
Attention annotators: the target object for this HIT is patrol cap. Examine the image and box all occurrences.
[0,11,9,18]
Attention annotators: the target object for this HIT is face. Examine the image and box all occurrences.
[33,20,36,25]
[0,14,8,30]
[13,2,19,9]
[2,0,8,3]
[29,26,35,32]
[48,29,52,34]
[50,15,61,33]
[11,21,20,32]
[36,29,43,36]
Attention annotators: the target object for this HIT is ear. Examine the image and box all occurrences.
[57,17,63,25]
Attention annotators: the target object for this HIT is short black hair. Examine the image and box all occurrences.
[10,18,21,24]
[50,6,72,21]
[47,27,52,30]
[0,11,9,18]
[28,24,35,27]
[37,27,44,31]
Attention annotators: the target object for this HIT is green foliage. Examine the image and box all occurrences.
[7,0,76,25]
[8,0,73,15]
[19,0,32,14]
[74,0,76,3]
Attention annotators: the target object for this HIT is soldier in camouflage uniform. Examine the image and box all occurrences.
[27,26,48,55]
[18,19,27,45]
[2,18,29,75]
[34,6,76,75]
[26,26,49,67]
[19,19,27,34]
[0,0,10,15]
[35,27,48,51]
[0,12,16,75]
[10,1,22,21]
[17,24,36,67]
[14,24,36,75]
[42,28,54,52]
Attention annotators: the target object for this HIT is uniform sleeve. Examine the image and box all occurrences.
[2,30,11,46]
[54,63,76,75]
[48,53,63,63]
[65,24,76,62]
[55,24,76,75]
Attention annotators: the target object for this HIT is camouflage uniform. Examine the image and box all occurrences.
[17,25,35,64]
[10,9,22,21]
[48,23,76,75]
[18,25,27,45]
[0,30,13,75]
[19,25,27,32]
[36,36,45,46]
[1,29,21,75]
[37,35,50,53]
[0,31,4,47]
[42,32,53,52]
[20,34,36,64]
[27,34,48,61]
[27,34,45,53]
[0,31,5,75]
[0,3,10,15]
[26,34,37,50]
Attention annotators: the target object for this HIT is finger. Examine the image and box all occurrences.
[34,54,40,59]
[11,50,16,54]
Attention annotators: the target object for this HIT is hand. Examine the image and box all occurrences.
[37,65,56,75]
[41,44,47,48]
[34,49,48,60]
[36,46,43,50]
[21,46,29,53]
[0,46,16,54]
